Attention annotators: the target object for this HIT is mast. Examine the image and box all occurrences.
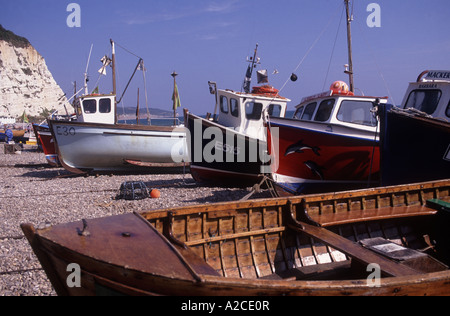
[171,71,180,126]
[243,44,259,93]
[344,0,354,93]
[110,39,118,124]
[84,44,93,95]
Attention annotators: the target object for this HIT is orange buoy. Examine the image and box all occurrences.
[330,81,354,96]
[150,189,161,199]
[251,85,279,96]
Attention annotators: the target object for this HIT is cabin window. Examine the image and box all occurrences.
[301,102,317,120]
[337,100,377,127]
[405,89,442,115]
[293,106,304,119]
[245,102,263,120]
[230,98,239,117]
[220,95,229,114]
[268,104,282,117]
[83,99,97,114]
[314,99,335,122]
[99,98,111,113]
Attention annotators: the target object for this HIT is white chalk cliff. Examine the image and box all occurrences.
[0,26,69,118]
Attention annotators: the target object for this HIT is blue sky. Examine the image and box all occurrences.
[1,0,449,115]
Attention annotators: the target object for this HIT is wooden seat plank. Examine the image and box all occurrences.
[288,221,421,277]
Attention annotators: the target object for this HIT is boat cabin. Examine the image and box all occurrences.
[74,94,116,124]
[0,116,16,126]
[401,70,450,119]
[215,87,290,140]
[292,81,388,133]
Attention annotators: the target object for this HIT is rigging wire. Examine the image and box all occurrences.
[277,2,344,95]
[323,4,345,91]
[141,60,152,125]
[114,41,152,124]
[353,17,396,104]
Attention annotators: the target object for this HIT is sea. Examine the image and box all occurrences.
[117,111,295,126]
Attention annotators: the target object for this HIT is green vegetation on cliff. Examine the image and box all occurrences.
[0,25,30,48]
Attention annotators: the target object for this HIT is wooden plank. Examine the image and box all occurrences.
[185,226,285,246]
[310,205,437,227]
[288,221,421,277]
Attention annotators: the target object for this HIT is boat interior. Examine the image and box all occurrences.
[143,182,450,281]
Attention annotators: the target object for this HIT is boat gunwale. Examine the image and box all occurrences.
[141,179,450,220]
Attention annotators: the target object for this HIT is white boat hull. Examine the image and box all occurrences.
[49,120,188,173]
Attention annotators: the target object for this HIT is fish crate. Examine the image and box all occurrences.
[117,181,150,200]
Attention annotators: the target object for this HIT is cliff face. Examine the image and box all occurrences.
[0,26,70,118]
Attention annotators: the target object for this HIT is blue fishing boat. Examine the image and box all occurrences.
[379,70,450,186]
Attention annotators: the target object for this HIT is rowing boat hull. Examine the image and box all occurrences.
[48,120,188,174]
[22,180,450,296]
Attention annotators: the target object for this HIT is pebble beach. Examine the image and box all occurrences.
[0,144,271,296]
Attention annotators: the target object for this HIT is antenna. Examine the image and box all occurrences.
[84,44,93,95]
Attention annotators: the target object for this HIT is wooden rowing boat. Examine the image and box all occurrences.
[21,179,450,296]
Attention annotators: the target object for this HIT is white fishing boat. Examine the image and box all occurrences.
[185,45,290,185]
[49,40,188,174]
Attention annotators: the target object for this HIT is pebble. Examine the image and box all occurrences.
[0,143,271,296]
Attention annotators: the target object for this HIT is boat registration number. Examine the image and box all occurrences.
[56,126,76,136]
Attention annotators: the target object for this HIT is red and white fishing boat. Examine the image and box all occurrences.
[268,83,388,195]
[268,0,389,195]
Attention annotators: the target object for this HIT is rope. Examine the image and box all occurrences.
[277,2,344,95]
[141,60,152,125]
[323,4,345,91]
[353,18,396,104]
[114,41,143,60]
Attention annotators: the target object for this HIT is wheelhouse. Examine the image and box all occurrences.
[401,70,450,119]
[293,89,388,133]
[215,89,290,140]
[74,94,116,124]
